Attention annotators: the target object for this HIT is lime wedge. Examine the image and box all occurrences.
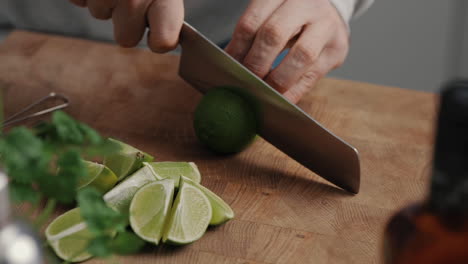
[162,180,212,245]
[103,164,160,213]
[78,161,118,193]
[103,138,154,181]
[45,208,93,262]
[146,162,201,187]
[182,177,234,225]
[129,179,175,245]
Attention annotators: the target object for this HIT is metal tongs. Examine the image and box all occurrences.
[2,93,70,128]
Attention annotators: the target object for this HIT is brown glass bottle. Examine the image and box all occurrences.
[383,80,468,264]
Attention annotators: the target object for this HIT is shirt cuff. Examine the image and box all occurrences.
[329,0,374,25]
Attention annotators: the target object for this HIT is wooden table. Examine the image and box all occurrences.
[0,31,437,264]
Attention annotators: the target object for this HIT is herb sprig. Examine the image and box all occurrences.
[0,111,144,260]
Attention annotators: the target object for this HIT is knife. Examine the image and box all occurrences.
[178,22,360,194]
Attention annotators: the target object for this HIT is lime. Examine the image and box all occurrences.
[193,87,257,154]
[103,164,161,213]
[45,208,93,262]
[129,179,175,245]
[78,161,118,193]
[103,138,154,181]
[146,161,201,187]
[162,180,212,245]
[182,177,234,225]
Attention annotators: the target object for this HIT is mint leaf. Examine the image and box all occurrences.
[87,235,113,258]
[38,150,84,203]
[52,111,85,144]
[110,231,146,255]
[77,188,127,234]
[86,231,145,258]
[9,182,41,204]
[78,123,102,145]
[0,127,50,184]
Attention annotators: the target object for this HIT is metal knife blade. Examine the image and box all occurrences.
[178,22,360,193]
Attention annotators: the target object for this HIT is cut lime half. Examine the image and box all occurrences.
[182,177,234,225]
[45,208,93,263]
[103,138,154,181]
[163,180,212,245]
[129,179,175,245]
[146,161,201,187]
[103,164,160,213]
[78,161,118,193]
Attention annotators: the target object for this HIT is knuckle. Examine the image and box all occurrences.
[149,34,178,52]
[126,0,143,11]
[260,22,285,47]
[244,60,264,76]
[237,16,260,39]
[268,74,288,92]
[303,70,322,84]
[292,44,319,66]
[334,57,345,69]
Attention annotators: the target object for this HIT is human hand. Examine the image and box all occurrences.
[225,0,350,103]
[69,0,184,52]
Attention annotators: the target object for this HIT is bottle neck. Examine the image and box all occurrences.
[0,171,10,228]
[428,80,468,219]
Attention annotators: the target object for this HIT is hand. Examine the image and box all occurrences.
[225,0,349,103]
[69,0,184,52]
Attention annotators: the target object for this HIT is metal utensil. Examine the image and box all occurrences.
[2,92,69,128]
[178,22,360,193]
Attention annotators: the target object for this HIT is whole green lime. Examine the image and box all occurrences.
[194,87,257,154]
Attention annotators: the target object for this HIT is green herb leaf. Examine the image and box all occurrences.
[9,181,40,204]
[52,111,85,145]
[38,150,84,203]
[110,231,146,255]
[87,235,114,258]
[78,123,102,145]
[77,188,127,234]
[0,127,50,184]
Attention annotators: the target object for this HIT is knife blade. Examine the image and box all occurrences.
[178,22,360,193]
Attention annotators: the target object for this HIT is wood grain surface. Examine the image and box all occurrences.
[0,31,438,264]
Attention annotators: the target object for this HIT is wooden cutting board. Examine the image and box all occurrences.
[0,31,437,264]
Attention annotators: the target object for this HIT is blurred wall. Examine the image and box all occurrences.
[460,2,468,77]
[331,0,467,93]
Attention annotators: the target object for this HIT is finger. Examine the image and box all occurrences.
[69,0,87,7]
[112,0,151,47]
[87,0,114,20]
[284,48,347,103]
[224,0,284,61]
[147,0,184,53]
[243,0,317,78]
[265,22,335,93]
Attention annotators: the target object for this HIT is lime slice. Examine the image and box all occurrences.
[103,138,154,181]
[45,208,93,262]
[129,179,175,245]
[163,180,212,245]
[182,177,234,225]
[103,164,160,213]
[78,161,118,193]
[146,161,201,187]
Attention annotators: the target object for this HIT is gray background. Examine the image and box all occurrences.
[331,0,468,92]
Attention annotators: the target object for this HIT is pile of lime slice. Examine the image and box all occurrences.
[45,138,234,262]
[77,161,118,193]
[103,138,154,181]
